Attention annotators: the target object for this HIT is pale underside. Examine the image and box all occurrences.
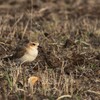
[18,46,38,63]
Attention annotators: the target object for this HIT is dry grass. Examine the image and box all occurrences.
[0,0,100,100]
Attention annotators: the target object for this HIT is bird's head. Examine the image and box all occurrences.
[27,42,40,50]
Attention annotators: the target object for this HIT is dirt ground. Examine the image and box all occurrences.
[0,0,100,100]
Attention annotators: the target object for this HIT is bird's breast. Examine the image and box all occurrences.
[20,48,38,62]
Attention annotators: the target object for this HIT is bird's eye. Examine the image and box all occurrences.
[32,43,35,46]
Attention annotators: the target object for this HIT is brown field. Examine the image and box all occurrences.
[0,0,100,100]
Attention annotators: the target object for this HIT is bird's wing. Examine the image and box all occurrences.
[3,44,27,61]
[12,45,26,59]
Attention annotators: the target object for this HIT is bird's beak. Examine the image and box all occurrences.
[38,45,42,48]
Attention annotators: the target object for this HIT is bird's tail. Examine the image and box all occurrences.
[2,55,14,61]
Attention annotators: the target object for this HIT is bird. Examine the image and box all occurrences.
[3,42,40,64]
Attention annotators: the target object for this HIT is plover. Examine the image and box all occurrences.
[3,42,40,63]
